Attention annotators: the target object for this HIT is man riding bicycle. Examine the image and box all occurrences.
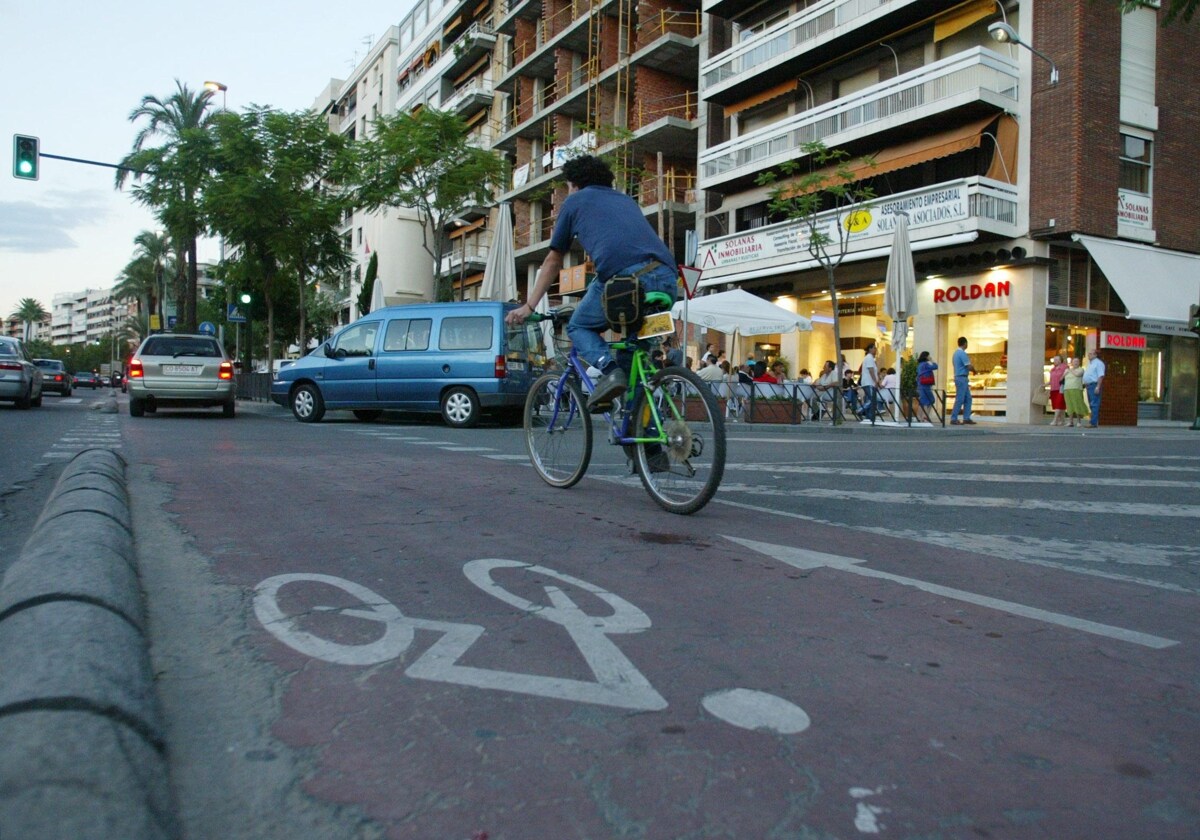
[504,155,678,412]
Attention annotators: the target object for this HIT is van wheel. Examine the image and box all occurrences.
[291,383,325,423]
[441,387,480,428]
[353,410,382,422]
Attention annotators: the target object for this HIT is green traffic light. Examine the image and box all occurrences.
[12,134,40,181]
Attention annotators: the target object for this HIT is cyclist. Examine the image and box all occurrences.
[505,154,678,412]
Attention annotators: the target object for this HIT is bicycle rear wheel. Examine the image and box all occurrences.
[630,366,725,514]
[524,372,593,488]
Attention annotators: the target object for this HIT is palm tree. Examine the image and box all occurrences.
[113,230,174,331]
[116,80,217,332]
[11,298,48,343]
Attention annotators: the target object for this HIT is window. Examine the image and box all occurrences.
[439,316,493,351]
[383,318,432,351]
[1119,133,1152,194]
[332,322,378,356]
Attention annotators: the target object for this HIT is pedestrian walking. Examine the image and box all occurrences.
[1062,356,1087,426]
[949,337,977,425]
[1082,349,1106,427]
[1047,354,1068,426]
[916,350,938,423]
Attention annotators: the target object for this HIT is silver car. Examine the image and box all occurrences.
[0,336,43,409]
[128,333,236,418]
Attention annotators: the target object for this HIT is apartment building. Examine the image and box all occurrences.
[494,0,703,298]
[695,0,1200,424]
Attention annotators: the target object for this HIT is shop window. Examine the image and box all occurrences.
[1138,335,1166,403]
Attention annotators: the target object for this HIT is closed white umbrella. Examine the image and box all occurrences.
[479,203,517,302]
[370,273,385,313]
[883,211,917,356]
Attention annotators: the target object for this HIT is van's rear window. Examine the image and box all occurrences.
[439,317,492,351]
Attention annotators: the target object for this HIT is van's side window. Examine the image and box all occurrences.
[383,319,432,352]
[332,323,378,356]
[439,316,492,351]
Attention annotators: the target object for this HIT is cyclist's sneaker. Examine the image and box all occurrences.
[587,369,626,413]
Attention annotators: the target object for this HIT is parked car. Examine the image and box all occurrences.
[271,301,542,427]
[73,371,101,389]
[33,359,72,396]
[127,333,236,418]
[0,336,43,409]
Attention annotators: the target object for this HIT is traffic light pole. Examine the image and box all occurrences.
[37,152,144,174]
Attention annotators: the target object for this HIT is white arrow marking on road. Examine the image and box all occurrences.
[724,537,1179,649]
[733,464,1200,489]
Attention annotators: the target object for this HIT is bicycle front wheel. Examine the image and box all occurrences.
[631,366,726,515]
[524,372,593,488]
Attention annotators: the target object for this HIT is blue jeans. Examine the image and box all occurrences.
[861,385,879,420]
[951,376,972,421]
[1085,382,1101,426]
[567,261,678,370]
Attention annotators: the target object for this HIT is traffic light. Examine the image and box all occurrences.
[1190,303,1200,336]
[12,134,39,181]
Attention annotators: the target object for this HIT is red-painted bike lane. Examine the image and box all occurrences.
[146,428,1199,839]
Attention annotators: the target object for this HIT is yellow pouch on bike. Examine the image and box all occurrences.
[601,276,643,333]
[637,311,675,339]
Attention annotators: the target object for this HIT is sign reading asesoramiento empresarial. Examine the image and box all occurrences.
[1100,330,1148,351]
[695,183,969,271]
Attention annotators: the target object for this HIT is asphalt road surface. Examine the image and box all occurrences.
[9,397,1199,839]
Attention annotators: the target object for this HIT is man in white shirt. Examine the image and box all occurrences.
[859,342,881,421]
[1082,349,1106,427]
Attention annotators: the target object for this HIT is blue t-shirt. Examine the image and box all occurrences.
[549,185,676,281]
[952,347,971,379]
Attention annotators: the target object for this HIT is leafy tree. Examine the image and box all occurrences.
[11,298,48,343]
[116,81,218,332]
[305,290,341,347]
[1117,0,1196,23]
[756,142,876,423]
[358,251,379,315]
[355,108,505,302]
[205,106,353,373]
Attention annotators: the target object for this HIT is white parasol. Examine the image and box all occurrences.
[883,211,917,355]
[479,202,517,302]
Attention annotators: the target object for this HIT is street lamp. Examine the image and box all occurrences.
[988,22,1059,86]
[453,218,470,302]
[204,80,229,109]
[240,293,252,378]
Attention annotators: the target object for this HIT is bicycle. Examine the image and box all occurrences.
[522,291,726,515]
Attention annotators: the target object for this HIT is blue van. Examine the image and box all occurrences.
[271,302,545,427]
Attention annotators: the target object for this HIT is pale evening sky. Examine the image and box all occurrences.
[0,0,414,320]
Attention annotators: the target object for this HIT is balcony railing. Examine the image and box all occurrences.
[702,0,896,90]
[700,48,1018,187]
[442,77,495,113]
[696,177,1019,281]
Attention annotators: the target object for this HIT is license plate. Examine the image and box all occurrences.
[637,312,675,339]
[163,364,203,376]
[507,360,526,371]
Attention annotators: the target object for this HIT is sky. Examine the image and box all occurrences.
[0,0,414,319]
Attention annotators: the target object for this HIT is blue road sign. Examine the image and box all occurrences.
[227,304,246,323]
[199,321,216,336]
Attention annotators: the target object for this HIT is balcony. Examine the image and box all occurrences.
[699,47,1018,190]
[703,0,965,105]
[695,177,1019,285]
[443,22,497,79]
[443,77,495,116]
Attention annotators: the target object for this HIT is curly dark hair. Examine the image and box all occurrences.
[561,154,615,189]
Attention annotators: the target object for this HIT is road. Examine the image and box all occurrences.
[6,397,1199,838]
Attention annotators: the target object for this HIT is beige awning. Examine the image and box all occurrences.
[724,79,797,116]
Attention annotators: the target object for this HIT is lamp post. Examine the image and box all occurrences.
[204,80,228,109]
[988,22,1059,86]
[240,293,252,380]
[453,218,469,302]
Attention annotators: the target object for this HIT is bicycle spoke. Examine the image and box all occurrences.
[632,368,725,515]
[524,373,593,488]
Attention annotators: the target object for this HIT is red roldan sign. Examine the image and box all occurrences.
[933,280,1011,303]
[1100,331,1148,351]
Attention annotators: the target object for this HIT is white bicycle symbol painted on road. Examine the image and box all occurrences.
[254,559,810,733]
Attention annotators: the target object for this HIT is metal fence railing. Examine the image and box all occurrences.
[708,382,947,427]
[236,373,273,402]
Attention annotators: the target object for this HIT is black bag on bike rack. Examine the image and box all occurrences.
[601,276,643,334]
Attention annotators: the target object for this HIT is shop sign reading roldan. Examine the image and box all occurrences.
[932,279,1011,315]
[1100,331,1148,351]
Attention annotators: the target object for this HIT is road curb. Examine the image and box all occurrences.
[0,449,177,839]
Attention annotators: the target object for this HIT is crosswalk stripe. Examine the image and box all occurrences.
[733,464,1200,489]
